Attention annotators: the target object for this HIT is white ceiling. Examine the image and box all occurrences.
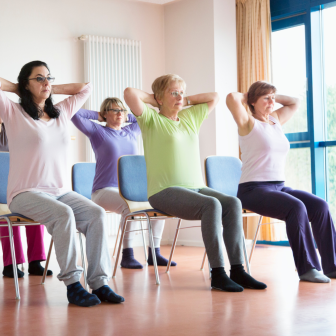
[132,0,179,4]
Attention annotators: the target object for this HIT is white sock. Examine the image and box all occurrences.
[299,269,331,283]
[122,221,138,249]
[151,220,165,248]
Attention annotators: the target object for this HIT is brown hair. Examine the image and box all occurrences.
[151,74,186,103]
[99,97,128,122]
[247,81,277,114]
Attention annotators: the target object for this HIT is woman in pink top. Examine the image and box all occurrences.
[0,61,124,307]
[0,117,53,279]
[227,81,336,283]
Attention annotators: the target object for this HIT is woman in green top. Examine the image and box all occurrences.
[124,74,266,292]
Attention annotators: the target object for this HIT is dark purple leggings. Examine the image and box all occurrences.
[237,181,336,276]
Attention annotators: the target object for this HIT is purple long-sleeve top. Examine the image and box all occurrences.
[71,109,140,193]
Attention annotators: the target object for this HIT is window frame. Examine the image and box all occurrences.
[271,2,336,202]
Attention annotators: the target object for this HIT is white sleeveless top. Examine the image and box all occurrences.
[239,115,290,184]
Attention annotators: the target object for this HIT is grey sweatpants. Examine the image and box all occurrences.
[9,191,111,289]
[148,187,244,268]
[92,187,165,248]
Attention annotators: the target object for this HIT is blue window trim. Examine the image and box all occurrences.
[272,11,318,192]
[290,142,310,149]
[316,141,336,147]
[271,0,336,19]
[272,13,305,30]
[286,132,310,142]
[266,0,336,246]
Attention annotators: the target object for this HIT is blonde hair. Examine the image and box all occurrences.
[99,97,128,122]
[151,74,186,102]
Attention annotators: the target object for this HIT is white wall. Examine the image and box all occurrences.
[0,0,165,255]
[0,0,238,253]
[0,0,165,164]
[161,0,238,246]
[214,0,239,157]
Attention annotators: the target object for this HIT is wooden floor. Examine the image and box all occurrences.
[1,244,336,336]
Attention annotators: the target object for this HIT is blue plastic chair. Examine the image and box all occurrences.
[72,162,96,200]
[113,155,182,285]
[204,156,264,272]
[0,152,44,300]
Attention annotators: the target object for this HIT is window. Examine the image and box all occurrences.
[272,25,308,134]
[271,2,336,221]
[323,6,336,142]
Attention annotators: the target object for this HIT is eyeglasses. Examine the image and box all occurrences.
[28,76,55,83]
[106,109,127,114]
[171,91,184,98]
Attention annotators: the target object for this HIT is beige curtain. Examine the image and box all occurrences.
[236,0,272,93]
[236,0,278,241]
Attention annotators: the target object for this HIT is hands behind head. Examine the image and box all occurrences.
[151,94,160,108]
[98,112,105,122]
[242,93,248,105]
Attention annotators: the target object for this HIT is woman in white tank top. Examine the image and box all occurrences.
[226,81,336,283]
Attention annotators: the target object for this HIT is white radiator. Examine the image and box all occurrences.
[81,34,143,236]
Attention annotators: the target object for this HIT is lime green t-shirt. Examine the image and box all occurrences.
[136,103,208,198]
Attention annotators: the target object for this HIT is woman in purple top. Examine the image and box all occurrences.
[72,97,176,269]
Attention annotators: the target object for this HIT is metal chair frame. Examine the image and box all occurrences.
[113,210,181,285]
[112,215,148,260]
[112,155,183,285]
[167,215,252,276]
[0,214,42,300]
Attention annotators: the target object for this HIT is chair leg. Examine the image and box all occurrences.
[208,259,212,279]
[166,218,182,273]
[147,217,160,285]
[242,235,251,275]
[200,249,207,270]
[140,219,148,261]
[78,232,88,291]
[113,218,128,278]
[112,222,121,258]
[6,219,20,300]
[41,238,53,285]
[249,216,263,264]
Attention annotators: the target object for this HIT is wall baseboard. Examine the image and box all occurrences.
[129,237,205,248]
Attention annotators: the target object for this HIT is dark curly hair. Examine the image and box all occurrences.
[17,61,60,120]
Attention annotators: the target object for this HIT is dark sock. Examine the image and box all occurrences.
[120,248,143,269]
[67,282,101,307]
[3,264,24,278]
[28,260,53,276]
[92,285,125,303]
[211,267,244,292]
[230,264,267,290]
[147,247,177,266]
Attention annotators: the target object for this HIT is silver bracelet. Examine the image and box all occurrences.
[187,97,191,105]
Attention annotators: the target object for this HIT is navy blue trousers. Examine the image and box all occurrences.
[237,182,336,276]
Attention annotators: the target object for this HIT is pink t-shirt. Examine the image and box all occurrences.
[239,115,290,184]
[0,82,92,205]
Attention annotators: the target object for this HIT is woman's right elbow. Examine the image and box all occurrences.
[124,87,133,98]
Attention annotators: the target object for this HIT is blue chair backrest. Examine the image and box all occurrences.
[72,162,96,200]
[118,155,148,202]
[205,156,242,197]
[0,153,9,204]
